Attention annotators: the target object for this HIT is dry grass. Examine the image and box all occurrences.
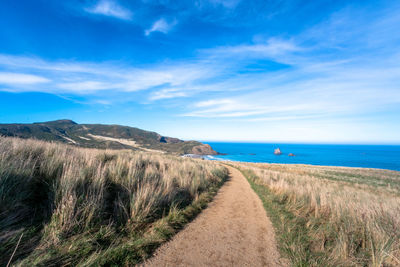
[234,162,400,266]
[0,137,228,266]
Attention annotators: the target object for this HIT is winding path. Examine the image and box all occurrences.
[141,166,287,267]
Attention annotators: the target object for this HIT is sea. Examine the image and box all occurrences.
[203,142,400,171]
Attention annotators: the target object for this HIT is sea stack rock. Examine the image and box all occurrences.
[274,148,282,155]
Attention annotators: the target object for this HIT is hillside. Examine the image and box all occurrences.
[0,119,217,155]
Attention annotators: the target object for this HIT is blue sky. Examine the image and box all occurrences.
[0,0,399,143]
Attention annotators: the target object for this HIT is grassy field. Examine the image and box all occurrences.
[0,137,228,266]
[234,162,400,266]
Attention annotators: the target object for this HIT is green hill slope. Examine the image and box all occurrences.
[0,119,217,155]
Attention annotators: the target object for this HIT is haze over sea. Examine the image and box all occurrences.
[204,142,400,171]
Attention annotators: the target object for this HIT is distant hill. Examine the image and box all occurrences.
[0,119,217,155]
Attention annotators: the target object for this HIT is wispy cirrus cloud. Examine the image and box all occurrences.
[145,18,177,36]
[194,99,235,108]
[203,38,301,60]
[0,72,50,85]
[57,81,113,92]
[149,88,188,100]
[177,3,400,121]
[183,57,400,120]
[0,54,219,96]
[184,96,325,118]
[85,0,132,20]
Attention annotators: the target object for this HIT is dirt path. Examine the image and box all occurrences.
[142,166,287,267]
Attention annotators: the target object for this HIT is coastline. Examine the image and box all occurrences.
[182,153,400,172]
[202,142,400,172]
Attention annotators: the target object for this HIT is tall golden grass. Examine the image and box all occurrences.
[235,162,400,266]
[0,137,228,266]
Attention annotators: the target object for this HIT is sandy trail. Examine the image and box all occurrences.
[142,166,287,267]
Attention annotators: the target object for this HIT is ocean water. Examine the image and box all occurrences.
[203,142,400,171]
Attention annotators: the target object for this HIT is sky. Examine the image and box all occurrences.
[0,0,399,143]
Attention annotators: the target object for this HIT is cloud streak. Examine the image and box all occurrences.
[0,54,221,96]
[85,0,132,20]
[145,18,177,36]
[0,72,50,85]
[203,38,301,60]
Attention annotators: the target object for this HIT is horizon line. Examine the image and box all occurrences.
[200,140,400,146]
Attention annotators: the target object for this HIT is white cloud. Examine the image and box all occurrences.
[0,72,50,85]
[149,88,188,100]
[145,18,177,36]
[194,99,234,108]
[85,0,132,20]
[185,96,322,118]
[57,81,112,92]
[203,38,301,62]
[0,54,220,96]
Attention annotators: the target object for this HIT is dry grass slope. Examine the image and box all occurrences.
[235,162,400,266]
[0,137,228,266]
